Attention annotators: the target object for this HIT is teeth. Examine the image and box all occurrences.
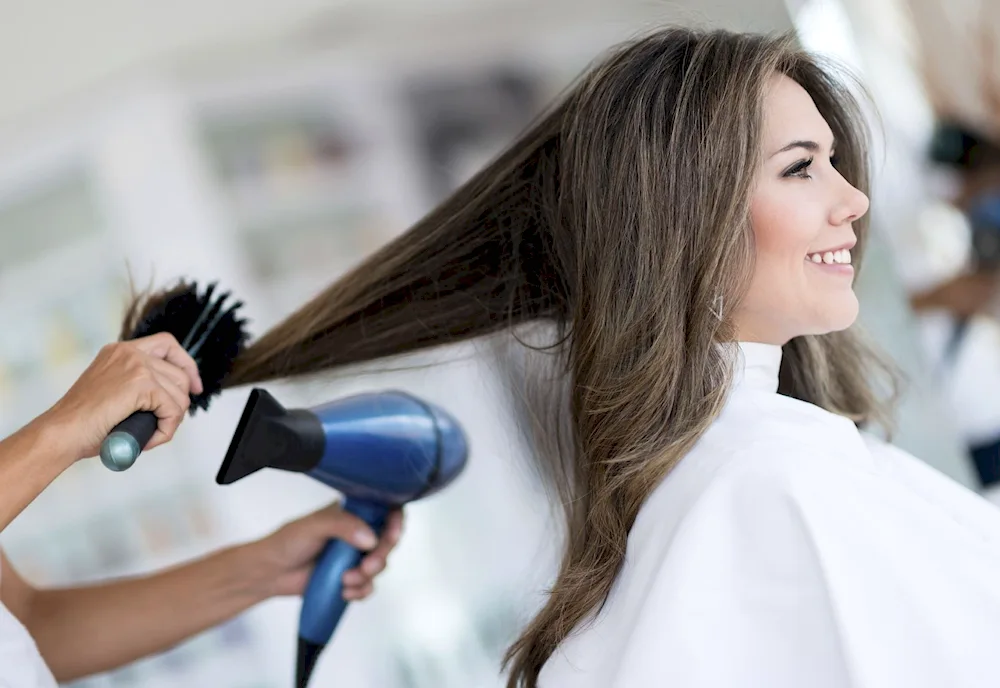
[807,249,852,265]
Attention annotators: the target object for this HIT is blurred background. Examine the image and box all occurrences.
[0,0,998,686]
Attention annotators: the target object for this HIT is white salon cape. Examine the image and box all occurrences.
[0,556,57,687]
[540,342,1000,688]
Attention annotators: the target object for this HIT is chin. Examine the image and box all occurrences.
[813,295,860,334]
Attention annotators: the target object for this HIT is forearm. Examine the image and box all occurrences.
[26,544,268,682]
[0,413,75,534]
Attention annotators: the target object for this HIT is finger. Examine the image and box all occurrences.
[143,385,185,450]
[342,569,367,587]
[133,333,203,395]
[383,510,404,546]
[364,540,394,570]
[364,510,403,563]
[148,357,193,399]
[360,554,385,577]
[148,368,191,416]
[343,582,373,601]
[309,504,378,551]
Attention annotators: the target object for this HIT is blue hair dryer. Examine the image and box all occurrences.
[215,388,469,688]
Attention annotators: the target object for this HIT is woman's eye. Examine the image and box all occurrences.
[783,158,814,179]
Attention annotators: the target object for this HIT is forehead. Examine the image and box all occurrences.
[762,74,834,147]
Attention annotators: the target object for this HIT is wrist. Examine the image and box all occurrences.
[23,408,80,469]
[216,542,277,605]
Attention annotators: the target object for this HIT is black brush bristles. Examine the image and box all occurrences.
[121,280,250,413]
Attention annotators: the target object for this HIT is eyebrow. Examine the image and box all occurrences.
[771,138,837,158]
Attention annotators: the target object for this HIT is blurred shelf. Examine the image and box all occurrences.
[224,164,367,230]
[0,168,105,274]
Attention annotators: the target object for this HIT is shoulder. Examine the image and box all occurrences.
[697,418,863,494]
[625,437,865,612]
[705,389,862,464]
[701,440,849,507]
[857,430,909,460]
[642,399,867,532]
[637,432,862,557]
[662,428,876,544]
[858,430,974,491]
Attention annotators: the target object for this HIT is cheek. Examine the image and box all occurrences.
[743,190,822,319]
[750,191,816,261]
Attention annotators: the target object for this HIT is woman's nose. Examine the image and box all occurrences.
[831,180,870,227]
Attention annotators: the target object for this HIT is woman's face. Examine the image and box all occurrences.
[734,74,870,345]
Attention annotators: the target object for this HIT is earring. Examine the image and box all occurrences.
[710,293,724,320]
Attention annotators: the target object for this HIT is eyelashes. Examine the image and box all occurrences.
[783,158,814,178]
[782,154,840,180]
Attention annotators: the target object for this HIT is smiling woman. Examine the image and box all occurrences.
[122,26,1000,688]
[737,74,869,344]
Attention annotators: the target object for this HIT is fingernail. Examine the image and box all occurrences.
[356,530,377,550]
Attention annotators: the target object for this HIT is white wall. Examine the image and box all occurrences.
[0,0,793,137]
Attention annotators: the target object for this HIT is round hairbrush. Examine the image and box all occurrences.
[99,280,250,472]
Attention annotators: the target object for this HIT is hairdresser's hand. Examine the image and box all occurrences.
[244,502,404,601]
[43,332,204,462]
[910,271,1000,317]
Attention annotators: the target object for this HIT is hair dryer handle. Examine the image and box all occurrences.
[299,498,390,646]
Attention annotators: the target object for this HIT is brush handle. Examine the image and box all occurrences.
[299,498,390,647]
[99,411,158,472]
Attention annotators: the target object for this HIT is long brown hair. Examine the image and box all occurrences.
[125,27,897,687]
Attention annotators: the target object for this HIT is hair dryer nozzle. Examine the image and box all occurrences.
[216,388,325,485]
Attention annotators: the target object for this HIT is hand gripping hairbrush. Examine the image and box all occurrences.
[99,280,249,471]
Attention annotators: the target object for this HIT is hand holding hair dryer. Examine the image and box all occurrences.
[216,388,469,688]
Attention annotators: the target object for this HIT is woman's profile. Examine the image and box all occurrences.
[126,27,1000,688]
